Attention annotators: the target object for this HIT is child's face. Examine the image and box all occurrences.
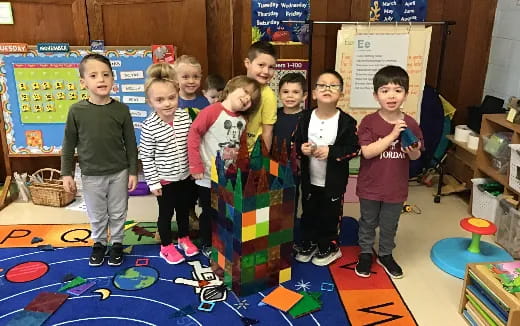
[203,88,221,104]
[147,81,179,121]
[373,83,407,113]
[279,82,306,110]
[79,59,114,101]
[244,53,276,85]
[176,63,202,98]
[312,73,342,105]
[227,84,256,112]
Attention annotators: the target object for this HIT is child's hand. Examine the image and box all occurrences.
[191,173,204,180]
[128,175,138,192]
[301,142,314,156]
[390,120,407,140]
[402,141,421,154]
[151,189,162,196]
[62,176,77,193]
[313,146,329,160]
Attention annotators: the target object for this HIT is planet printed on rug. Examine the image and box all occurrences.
[112,266,159,290]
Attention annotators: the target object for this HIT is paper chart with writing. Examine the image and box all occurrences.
[335,24,432,122]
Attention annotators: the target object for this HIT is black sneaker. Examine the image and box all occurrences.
[355,253,373,278]
[201,245,212,259]
[108,242,124,266]
[311,242,342,266]
[377,255,403,279]
[295,241,318,263]
[89,242,107,266]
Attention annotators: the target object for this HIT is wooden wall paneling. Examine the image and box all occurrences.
[455,0,498,125]
[437,0,470,109]
[206,0,233,81]
[424,0,445,88]
[0,0,89,45]
[86,0,208,76]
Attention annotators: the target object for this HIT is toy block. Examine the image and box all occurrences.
[255,263,268,278]
[256,222,269,238]
[243,196,257,212]
[255,249,268,265]
[242,225,256,242]
[257,192,270,208]
[270,189,283,205]
[241,253,256,269]
[242,210,256,227]
[279,267,291,283]
[255,207,269,223]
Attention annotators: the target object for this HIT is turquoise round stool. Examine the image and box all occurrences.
[430,217,513,279]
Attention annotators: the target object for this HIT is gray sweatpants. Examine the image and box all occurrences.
[358,198,403,256]
[82,169,128,245]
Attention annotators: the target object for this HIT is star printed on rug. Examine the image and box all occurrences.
[294,279,311,292]
[233,299,250,310]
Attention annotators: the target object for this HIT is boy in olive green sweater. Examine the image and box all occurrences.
[61,53,138,267]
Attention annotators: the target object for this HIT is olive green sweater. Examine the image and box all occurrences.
[61,100,138,177]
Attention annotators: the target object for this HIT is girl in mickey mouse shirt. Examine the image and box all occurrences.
[188,76,261,255]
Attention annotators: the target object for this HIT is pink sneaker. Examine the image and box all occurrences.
[177,236,199,257]
[160,244,185,264]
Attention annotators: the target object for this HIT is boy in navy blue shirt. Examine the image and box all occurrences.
[272,73,307,245]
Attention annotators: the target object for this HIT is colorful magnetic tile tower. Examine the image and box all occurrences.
[210,135,296,296]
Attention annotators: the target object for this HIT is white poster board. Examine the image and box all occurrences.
[335,25,432,122]
[350,34,409,108]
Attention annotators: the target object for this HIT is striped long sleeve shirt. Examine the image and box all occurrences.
[139,109,192,190]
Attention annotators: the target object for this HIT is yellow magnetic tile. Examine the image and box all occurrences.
[279,267,291,283]
[242,225,256,242]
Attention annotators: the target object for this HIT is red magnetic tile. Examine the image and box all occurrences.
[24,292,69,314]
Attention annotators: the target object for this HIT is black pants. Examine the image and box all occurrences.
[156,177,193,246]
[301,185,343,251]
[198,185,217,247]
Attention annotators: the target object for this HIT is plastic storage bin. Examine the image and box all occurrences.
[471,178,501,222]
[495,198,520,258]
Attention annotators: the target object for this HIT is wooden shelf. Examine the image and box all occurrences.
[475,114,520,197]
[460,263,520,326]
[446,134,478,156]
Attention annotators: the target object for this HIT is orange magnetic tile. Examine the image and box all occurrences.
[329,246,394,291]
[262,286,303,312]
[242,211,256,227]
[217,252,225,268]
[270,160,279,177]
[337,289,416,326]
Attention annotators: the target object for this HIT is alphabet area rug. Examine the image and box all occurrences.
[0,222,168,248]
[0,245,417,326]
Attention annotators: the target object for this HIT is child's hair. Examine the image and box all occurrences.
[220,76,261,117]
[172,55,202,71]
[79,54,112,78]
[144,63,178,95]
[247,41,278,61]
[279,72,307,93]
[315,69,344,90]
[204,74,226,91]
[373,65,409,93]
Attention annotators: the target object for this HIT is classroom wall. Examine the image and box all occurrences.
[483,0,520,101]
[0,0,499,176]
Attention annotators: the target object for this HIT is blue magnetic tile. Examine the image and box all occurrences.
[6,310,50,326]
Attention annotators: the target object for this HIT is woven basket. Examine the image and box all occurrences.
[29,168,75,207]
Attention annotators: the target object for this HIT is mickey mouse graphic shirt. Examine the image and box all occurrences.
[188,102,246,188]
[356,112,424,203]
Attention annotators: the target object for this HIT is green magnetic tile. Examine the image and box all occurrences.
[257,192,270,208]
[241,253,255,268]
[241,267,255,283]
[255,249,268,265]
[256,221,269,237]
[288,291,322,318]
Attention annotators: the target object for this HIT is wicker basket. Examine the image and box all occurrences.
[29,168,76,207]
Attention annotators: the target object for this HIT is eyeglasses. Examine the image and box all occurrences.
[315,84,342,92]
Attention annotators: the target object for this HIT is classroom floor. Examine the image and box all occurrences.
[0,184,479,326]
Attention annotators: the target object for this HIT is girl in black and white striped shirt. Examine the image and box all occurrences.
[140,63,199,265]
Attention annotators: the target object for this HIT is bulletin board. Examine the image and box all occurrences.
[335,24,432,122]
[0,47,152,155]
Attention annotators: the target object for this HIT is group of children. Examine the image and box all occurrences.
[61,41,423,280]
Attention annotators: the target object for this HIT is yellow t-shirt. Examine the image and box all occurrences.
[246,85,277,152]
